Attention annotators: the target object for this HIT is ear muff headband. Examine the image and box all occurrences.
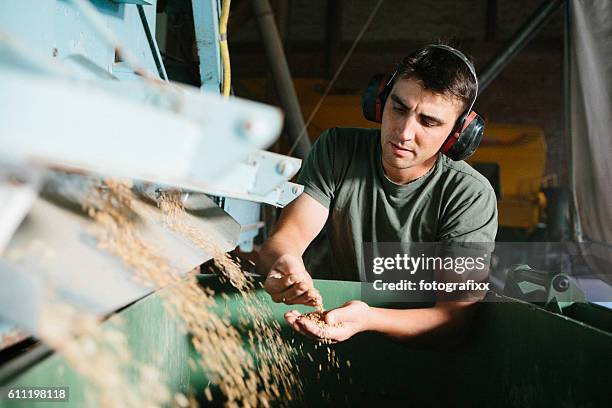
[428,44,479,117]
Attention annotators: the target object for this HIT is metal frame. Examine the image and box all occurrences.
[137,148,303,208]
[192,0,222,93]
[563,1,583,242]
[137,4,168,80]
[0,66,284,194]
[110,0,152,5]
[478,0,565,95]
[0,166,42,254]
[251,0,311,159]
[0,0,303,341]
[194,151,303,206]
[1,182,241,334]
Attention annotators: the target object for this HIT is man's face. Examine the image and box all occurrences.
[380,78,464,173]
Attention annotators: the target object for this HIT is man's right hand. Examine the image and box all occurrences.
[264,254,322,307]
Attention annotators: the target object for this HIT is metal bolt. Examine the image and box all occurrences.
[552,275,570,292]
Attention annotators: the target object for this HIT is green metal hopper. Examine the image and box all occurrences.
[1,276,610,407]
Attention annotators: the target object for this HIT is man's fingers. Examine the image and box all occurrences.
[284,311,312,337]
[285,291,311,305]
[304,295,322,307]
[286,312,351,342]
[311,291,323,307]
[276,281,313,303]
[286,286,322,306]
[285,312,321,338]
[285,286,322,307]
[265,273,298,295]
[296,317,326,339]
[268,271,284,280]
[268,275,306,302]
[284,311,301,332]
[265,275,291,295]
[284,310,301,325]
[299,318,350,342]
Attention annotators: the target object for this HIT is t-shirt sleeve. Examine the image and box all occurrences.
[437,186,498,243]
[436,184,497,300]
[296,129,338,208]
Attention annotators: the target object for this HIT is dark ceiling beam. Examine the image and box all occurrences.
[228,0,253,35]
[270,0,289,41]
[479,0,565,94]
[324,0,343,79]
[251,0,311,158]
[485,0,498,42]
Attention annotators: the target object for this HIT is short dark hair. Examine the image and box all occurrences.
[396,45,477,112]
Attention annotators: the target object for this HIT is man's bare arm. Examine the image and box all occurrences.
[364,301,477,344]
[258,193,329,306]
[257,193,328,276]
[286,300,477,345]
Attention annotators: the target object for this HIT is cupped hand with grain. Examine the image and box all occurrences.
[284,300,370,343]
[264,254,323,307]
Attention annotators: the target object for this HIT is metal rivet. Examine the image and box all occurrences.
[552,275,570,292]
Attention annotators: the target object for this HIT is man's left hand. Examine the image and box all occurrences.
[284,300,369,343]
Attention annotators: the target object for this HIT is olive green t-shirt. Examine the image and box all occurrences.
[297,127,498,282]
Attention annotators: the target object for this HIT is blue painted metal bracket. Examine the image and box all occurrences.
[196,151,303,205]
[0,33,300,208]
[0,0,160,80]
[0,176,241,335]
[136,152,304,208]
[0,69,283,191]
[109,0,152,5]
[137,4,168,80]
[0,165,42,254]
[192,0,222,93]
[0,261,43,335]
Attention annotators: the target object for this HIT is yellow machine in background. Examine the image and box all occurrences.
[238,78,548,234]
[468,124,547,232]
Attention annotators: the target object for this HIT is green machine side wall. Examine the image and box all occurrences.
[3,277,611,407]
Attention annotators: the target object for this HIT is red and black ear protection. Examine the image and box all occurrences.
[361,44,485,161]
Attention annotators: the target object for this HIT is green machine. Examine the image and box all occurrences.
[2,276,611,407]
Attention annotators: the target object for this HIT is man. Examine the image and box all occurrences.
[257,45,497,343]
